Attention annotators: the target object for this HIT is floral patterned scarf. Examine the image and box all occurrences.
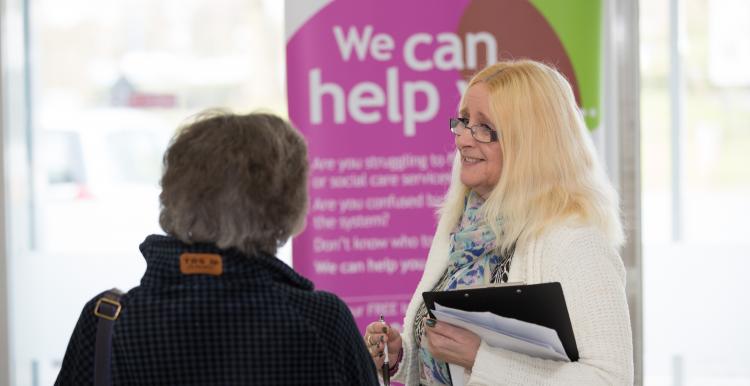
[417,191,513,385]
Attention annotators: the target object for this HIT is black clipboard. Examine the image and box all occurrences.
[422,282,579,361]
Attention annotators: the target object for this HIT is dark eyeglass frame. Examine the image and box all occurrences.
[449,117,499,143]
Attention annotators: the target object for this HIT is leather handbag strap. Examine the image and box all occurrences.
[93,288,124,386]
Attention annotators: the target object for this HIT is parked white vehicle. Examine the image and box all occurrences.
[37,108,175,253]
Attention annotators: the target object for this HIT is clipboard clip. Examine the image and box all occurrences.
[449,281,526,292]
[452,281,527,298]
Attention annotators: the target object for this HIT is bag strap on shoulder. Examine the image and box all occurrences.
[94,288,124,386]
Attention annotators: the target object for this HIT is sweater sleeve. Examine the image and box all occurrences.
[390,323,417,384]
[467,228,634,386]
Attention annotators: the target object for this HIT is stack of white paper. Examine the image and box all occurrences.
[431,302,569,386]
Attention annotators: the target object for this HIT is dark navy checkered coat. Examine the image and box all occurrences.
[55,235,379,385]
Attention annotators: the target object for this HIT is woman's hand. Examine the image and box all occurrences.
[363,320,402,369]
[423,318,481,369]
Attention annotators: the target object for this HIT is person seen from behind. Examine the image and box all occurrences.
[55,111,379,386]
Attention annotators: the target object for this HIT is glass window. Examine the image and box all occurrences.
[4,1,285,384]
[642,0,750,384]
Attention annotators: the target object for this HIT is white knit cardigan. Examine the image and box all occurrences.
[392,216,634,385]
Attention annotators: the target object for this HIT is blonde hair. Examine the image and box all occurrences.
[159,110,308,256]
[440,60,624,253]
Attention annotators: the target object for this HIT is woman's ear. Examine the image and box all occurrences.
[290,212,308,237]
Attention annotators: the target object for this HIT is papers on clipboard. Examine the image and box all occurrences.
[432,303,570,361]
[422,282,578,386]
[432,303,569,386]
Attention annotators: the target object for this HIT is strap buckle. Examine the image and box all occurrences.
[94,297,122,321]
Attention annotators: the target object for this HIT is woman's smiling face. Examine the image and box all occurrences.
[455,83,503,199]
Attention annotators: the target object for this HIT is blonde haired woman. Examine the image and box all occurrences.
[364,60,633,385]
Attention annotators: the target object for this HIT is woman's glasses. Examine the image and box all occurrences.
[449,117,499,143]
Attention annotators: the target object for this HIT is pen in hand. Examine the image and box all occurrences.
[380,314,390,386]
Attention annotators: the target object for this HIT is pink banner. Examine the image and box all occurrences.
[286,0,594,333]
[287,0,471,333]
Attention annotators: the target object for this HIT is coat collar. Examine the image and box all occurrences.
[138,234,313,290]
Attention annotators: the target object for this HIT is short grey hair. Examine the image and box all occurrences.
[159,110,308,256]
